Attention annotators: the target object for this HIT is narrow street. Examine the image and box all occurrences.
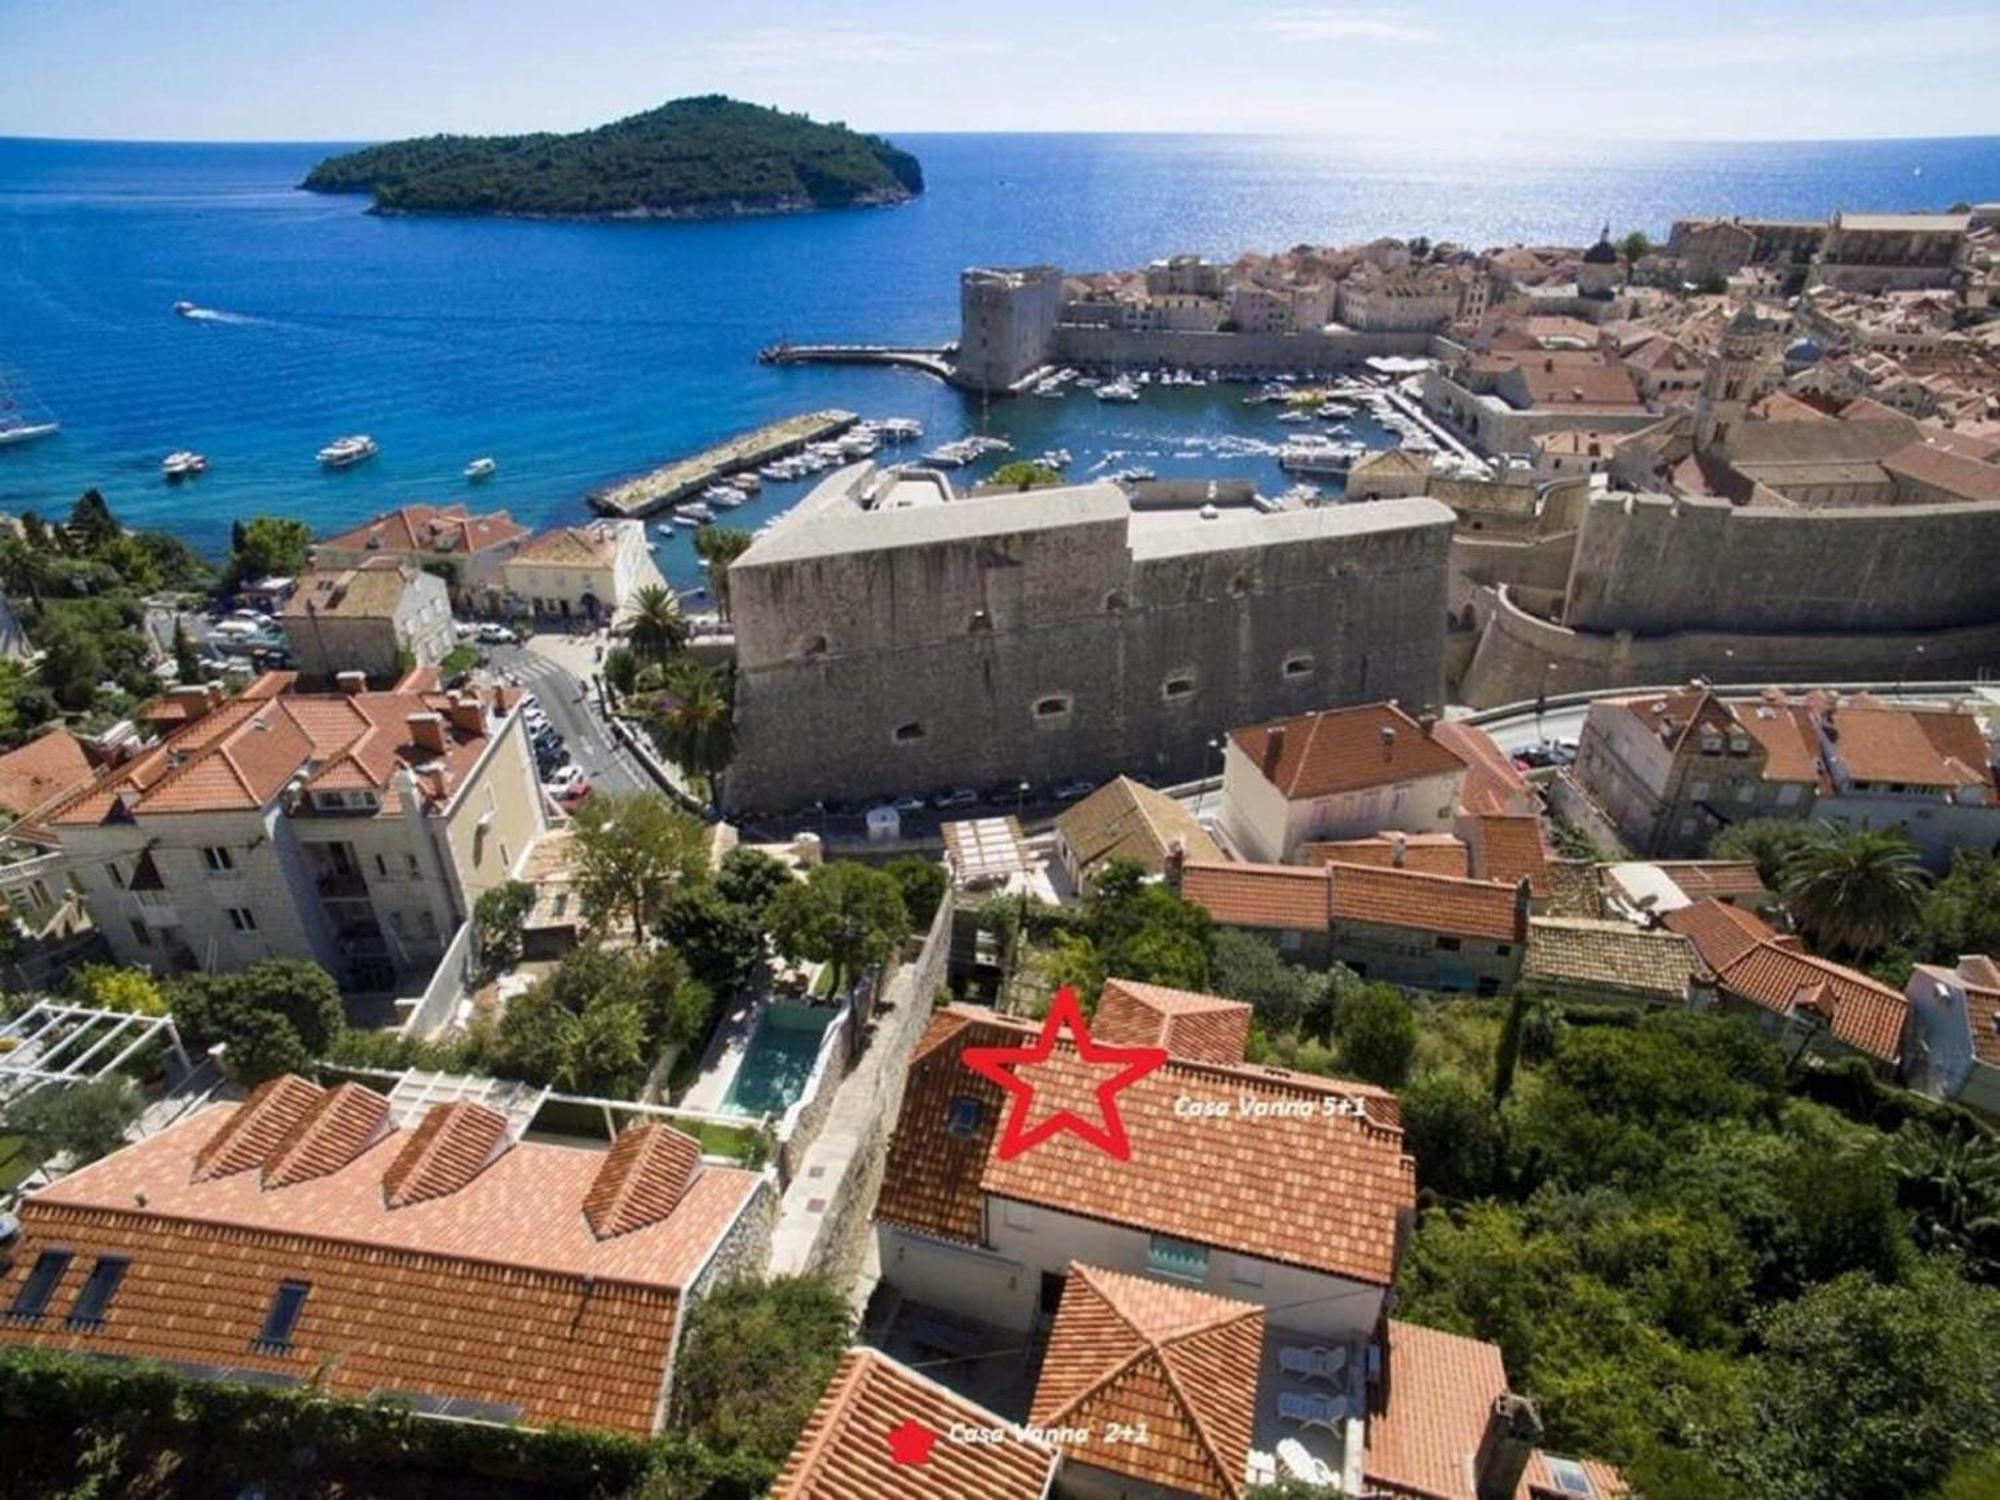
[486,638,649,801]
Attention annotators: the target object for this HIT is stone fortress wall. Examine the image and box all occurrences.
[725,489,1455,815]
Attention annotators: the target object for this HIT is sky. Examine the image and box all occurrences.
[2,0,1997,143]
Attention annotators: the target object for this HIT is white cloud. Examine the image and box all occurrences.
[1255,9,1437,45]
[708,24,1008,70]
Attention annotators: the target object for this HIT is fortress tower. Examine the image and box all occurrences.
[1695,304,1776,454]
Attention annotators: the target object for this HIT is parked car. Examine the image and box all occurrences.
[888,794,926,814]
[543,765,588,797]
[982,780,1033,805]
[1053,778,1098,802]
[478,623,520,646]
[931,787,979,810]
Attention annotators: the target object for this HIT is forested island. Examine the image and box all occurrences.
[300,96,923,219]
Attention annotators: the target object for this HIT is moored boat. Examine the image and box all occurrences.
[464,456,497,481]
[317,434,378,468]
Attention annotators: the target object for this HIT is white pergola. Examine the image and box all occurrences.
[0,1001,191,1106]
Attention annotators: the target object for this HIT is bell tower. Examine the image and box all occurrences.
[1696,304,1771,453]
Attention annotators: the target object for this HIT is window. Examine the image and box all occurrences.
[130,920,151,948]
[6,1251,72,1321]
[1033,695,1072,722]
[1002,1200,1034,1232]
[201,846,234,874]
[67,1257,129,1329]
[1543,1457,1596,1498]
[1146,1234,1209,1281]
[106,861,125,890]
[1229,1256,1265,1287]
[375,854,389,878]
[1435,935,1462,951]
[254,1281,310,1352]
[947,1097,983,1137]
[1282,652,1315,680]
[1162,674,1197,702]
[892,722,926,744]
[227,907,257,933]
[405,853,421,877]
[968,610,992,633]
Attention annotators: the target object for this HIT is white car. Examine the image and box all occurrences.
[477,623,520,646]
[543,765,587,795]
[888,794,926,814]
[1053,779,1098,802]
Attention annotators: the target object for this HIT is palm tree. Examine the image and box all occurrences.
[622,583,688,666]
[1781,823,1930,959]
[0,536,55,608]
[1890,1120,2000,1272]
[650,660,735,811]
[691,527,755,623]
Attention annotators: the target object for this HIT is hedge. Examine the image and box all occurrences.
[0,1345,768,1498]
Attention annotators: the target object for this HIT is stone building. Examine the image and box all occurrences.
[1816,212,1970,293]
[722,467,1453,816]
[281,560,454,683]
[501,518,666,624]
[956,265,1063,393]
[311,503,529,611]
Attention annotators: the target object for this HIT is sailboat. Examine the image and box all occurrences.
[0,369,59,449]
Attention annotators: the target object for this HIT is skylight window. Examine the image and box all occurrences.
[947,1097,983,1137]
[253,1280,310,1352]
[67,1256,129,1329]
[1545,1457,1596,1497]
[5,1250,72,1321]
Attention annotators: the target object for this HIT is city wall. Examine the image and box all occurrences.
[1565,491,2000,635]
[1459,584,2000,707]
[1050,325,1432,374]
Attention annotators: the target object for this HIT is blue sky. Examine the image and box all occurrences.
[3,0,1996,142]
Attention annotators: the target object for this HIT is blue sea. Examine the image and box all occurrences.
[2,132,1996,590]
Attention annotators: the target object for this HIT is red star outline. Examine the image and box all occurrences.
[960,985,1169,1162]
[886,1416,939,1465]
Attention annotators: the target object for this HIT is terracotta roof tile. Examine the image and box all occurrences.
[1181,860,1332,932]
[1030,1264,1264,1500]
[1714,944,1909,1064]
[1432,720,1536,818]
[584,1125,704,1240]
[1055,776,1223,877]
[1299,833,1471,878]
[771,1348,1059,1500]
[1663,898,1777,972]
[1093,978,1251,1064]
[1520,1453,1632,1500]
[382,1101,509,1208]
[316,503,528,559]
[1645,860,1772,905]
[1825,705,1988,789]
[263,1083,391,1188]
[1523,919,1702,1003]
[1183,860,1523,943]
[2,1083,764,1435]
[1364,1319,1507,1500]
[1466,815,1551,896]
[511,524,621,569]
[1231,703,1466,801]
[0,728,95,820]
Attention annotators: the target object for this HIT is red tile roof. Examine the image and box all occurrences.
[1465,815,1551,897]
[1713,943,1909,1064]
[1433,719,1536,818]
[1824,704,1989,790]
[0,728,95,820]
[1646,860,1772,906]
[0,1081,762,1434]
[1364,1319,1508,1500]
[1183,860,1522,943]
[316,502,528,559]
[1231,703,1466,801]
[772,1348,1059,1500]
[1031,1264,1263,1500]
[1663,898,1778,972]
[1299,833,1471,878]
[1181,860,1333,932]
[877,1008,1415,1286]
[1093,978,1251,1065]
[583,1125,704,1240]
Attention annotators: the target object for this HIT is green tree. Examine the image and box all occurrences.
[1618,229,1652,266]
[987,460,1064,491]
[650,660,736,809]
[2,1077,142,1168]
[1710,817,1828,889]
[882,855,947,927]
[226,516,313,585]
[1891,1119,2000,1276]
[1905,851,2000,965]
[1782,824,1930,959]
[1083,861,1213,989]
[1493,990,1527,1105]
[671,1276,852,1467]
[0,535,57,606]
[36,617,105,712]
[1697,270,1729,295]
[603,643,640,697]
[691,527,755,622]
[569,792,707,938]
[222,1008,314,1085]
[473,879,536,971]
[491,943,682,1093]
[766,860,909,994]
[68,964,167,1016]
[1335,983,1416,1088]
[1401,1071,1505,1200]
[1207,928,1328,1036]
[624,582,689,666]
[171,617,205,684]
[714,846,794,918]
[66,489,121,552]
[170,959,345,1083]
[1933,1450,2000,1500]
[657,882,766,995]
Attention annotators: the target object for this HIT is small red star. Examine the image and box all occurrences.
[887,1417,939,1465]
[961,985,1168,1163]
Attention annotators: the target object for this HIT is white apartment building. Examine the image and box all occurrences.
[502,519,668,624]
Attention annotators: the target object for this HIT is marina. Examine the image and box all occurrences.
[588,409,858,519]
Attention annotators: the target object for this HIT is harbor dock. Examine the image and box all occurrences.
[588,410,860,518]
[758,343,957,382]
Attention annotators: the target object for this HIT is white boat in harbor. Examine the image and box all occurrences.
[703,485,744,508]
[673,502,714,525]
[1095,377,1140,403]
[1279,435,1365,477]
[0,371,60,449]
[728,471,761,493]
[655,518,675,534]
[317,434,378,468]
[877,417,923,443]
[0,419,59,449]
[162,450,208,480]
[1276,408,1314,423]
[464,456,497,481]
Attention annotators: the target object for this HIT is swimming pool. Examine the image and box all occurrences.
[721,1001,838,1117]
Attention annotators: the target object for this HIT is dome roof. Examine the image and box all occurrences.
[1784,336,1824,365]
[1583,234,1619,265]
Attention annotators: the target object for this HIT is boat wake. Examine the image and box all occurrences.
[177,305,268,327]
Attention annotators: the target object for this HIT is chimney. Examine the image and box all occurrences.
[1475,1394,1544,1500]
[1163,838,1187,893]
[1514,876,1533,942]
[444,696,485,737]
[406,712,448,755]
[1391,831,1408,868]
[336,670,367,696]
[1418,712,1438,737]
[1380,723,1397,758]
[1260,726,1286,782]
[165,683,223,723]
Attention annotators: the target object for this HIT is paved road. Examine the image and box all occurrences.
[487,645,648,801]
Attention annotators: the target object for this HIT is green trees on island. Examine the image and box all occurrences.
[302,96,924,219]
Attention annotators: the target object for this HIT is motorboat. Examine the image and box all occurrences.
[728,471,761,493]
[702,484,744,508]
[0,418,59,448]
[317,434,378,468]
[464,456,497,481]
[172,300,198,317]
[877,417,923,443]
[655,518,675,534]
[1095,377,1140,403]
[1276,409,1314,423]
[673,502,714,525]
[162,450,208,480]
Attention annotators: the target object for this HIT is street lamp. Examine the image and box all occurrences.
[1194,736,1224,818]
[1896,642,1927,698]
